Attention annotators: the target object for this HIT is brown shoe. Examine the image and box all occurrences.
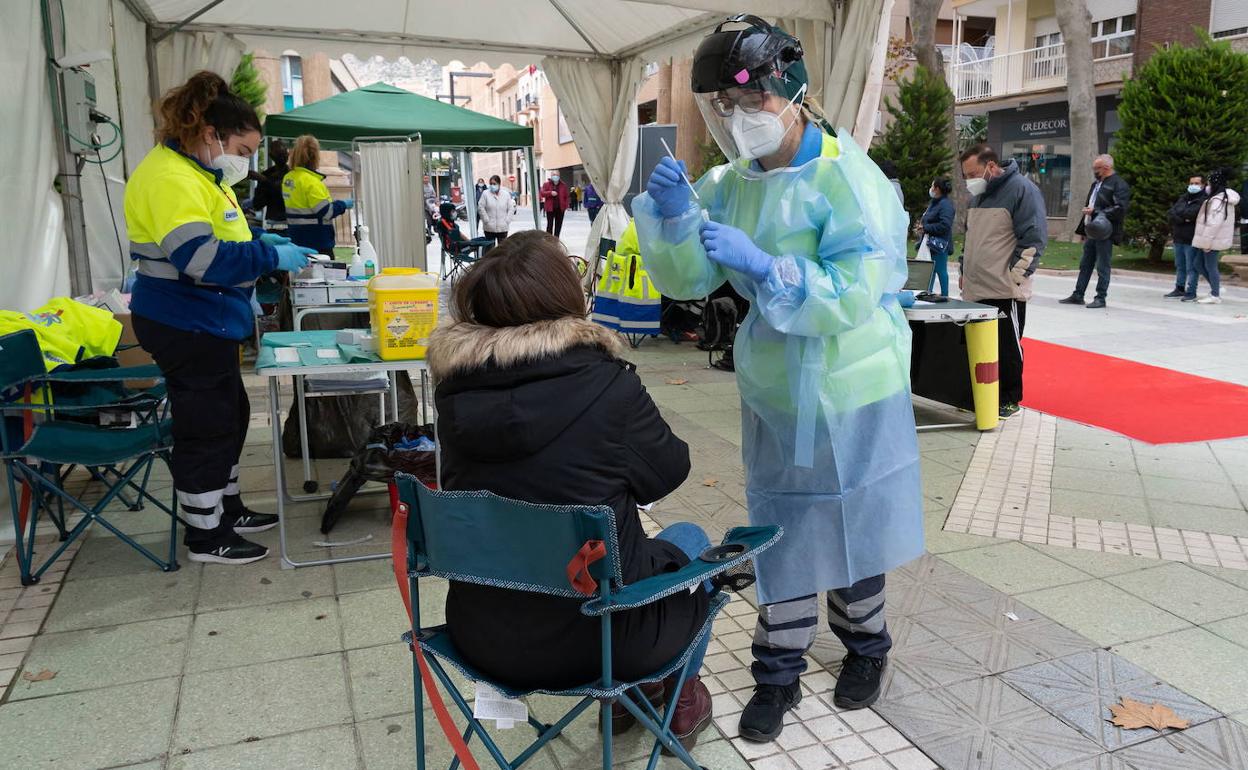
[602,680,665,735]
[662,675,712,754]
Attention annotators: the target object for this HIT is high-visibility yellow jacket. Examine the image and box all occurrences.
[282,166,348,253]
[0,298,122,371]
[124,142,277,340]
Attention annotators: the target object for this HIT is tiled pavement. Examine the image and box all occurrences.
[3,325,1248,767]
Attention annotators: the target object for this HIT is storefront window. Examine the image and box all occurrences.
[1005,140,1071,218]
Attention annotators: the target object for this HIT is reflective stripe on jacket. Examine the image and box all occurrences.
[123,142,277,340]
[282,166,346,253]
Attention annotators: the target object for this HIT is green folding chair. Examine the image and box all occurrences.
[1,329,179,585]
[391,475,781,770]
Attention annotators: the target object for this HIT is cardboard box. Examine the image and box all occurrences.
[113,312,159,387]
[328,283,368,304]
[291,286,330,305]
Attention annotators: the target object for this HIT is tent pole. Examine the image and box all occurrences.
[463,151,479,238]
[527,147,540,230]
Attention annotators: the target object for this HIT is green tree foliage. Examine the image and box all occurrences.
[1116,33,1248,259]
[869,65,955,228]
[231,53,268,119]
[696,136,727,180]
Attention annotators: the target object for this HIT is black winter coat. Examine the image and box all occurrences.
[1075,173,1131,244]
[1168,190,1208,245]
[427,317,710,690]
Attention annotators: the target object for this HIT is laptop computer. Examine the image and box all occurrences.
[904,259,936,292]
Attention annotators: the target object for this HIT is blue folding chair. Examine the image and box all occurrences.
[1,329,179,585]
[391,475,781,770]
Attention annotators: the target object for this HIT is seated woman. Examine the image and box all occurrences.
[438,201,495,258]
[426,231,715,750]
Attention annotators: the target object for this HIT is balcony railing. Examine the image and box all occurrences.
[943,43,1132,104]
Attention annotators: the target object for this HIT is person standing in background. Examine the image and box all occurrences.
[1166,175,1207,299]
[959,143,1046,420]
[1061,154,1130,309]
[569,185,580,211]
[282,134,353,254]
[478,174,517,246]
[1189,168,1240,305]
[474,178,487,202]
[584,182,603,223]
[541,171,570,236]
[917,177,955,296]
[248,138,288,229]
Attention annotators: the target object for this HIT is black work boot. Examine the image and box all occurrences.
[833,654,887,709]
[737,682,801,742]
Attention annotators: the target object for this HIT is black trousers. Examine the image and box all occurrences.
[977,298,1026,406]
[1074,237,1113,300]
[545,208,565,236]
[483,231,508,247]
[133,315,248,543]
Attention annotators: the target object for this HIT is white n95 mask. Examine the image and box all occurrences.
[728,85,806,161]
[965,177,988,197]
[212,140,250,187]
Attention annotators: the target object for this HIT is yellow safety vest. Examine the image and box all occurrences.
[282,167,334,225]
[0,298,122,371]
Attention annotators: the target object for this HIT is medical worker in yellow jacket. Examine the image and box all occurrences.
[125,71,316,565]
[634,16,923,740]
[283,135,353,254]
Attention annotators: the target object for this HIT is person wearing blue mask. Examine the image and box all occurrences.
[634,15,922,742]
[125,71,317,565]
[478,174,517,246]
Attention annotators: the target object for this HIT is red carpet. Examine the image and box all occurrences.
[1022,339,1248,444]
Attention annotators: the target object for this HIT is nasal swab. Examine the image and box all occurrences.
[660,138,700,202]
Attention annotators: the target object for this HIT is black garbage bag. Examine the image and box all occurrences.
[320,422,437,534]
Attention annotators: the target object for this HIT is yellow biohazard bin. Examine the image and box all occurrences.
[368,268,440,360]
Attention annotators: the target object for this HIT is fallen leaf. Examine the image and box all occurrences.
[21,669,56,682]
[666,378,689,385]
[1107,698,1190,732]
[702,478,718,487]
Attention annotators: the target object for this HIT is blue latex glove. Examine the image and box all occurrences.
[275,243,317,273]
[342,198,355,210]
[259,232,291,246]
[898,290,916,308]
[646,157,691,218]
[699,221,773,282]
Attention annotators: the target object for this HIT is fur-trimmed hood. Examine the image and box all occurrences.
[427,316,625,381]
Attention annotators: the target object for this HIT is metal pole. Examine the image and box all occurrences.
[527,147,541,229]
[463,151,479,238]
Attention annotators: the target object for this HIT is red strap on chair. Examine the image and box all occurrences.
[389,485,480,770]
[566,540,607,596]
[16,383,35,532]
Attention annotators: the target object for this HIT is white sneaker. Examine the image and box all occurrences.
[1197,295,1223,304]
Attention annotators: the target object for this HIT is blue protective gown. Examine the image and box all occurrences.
[634,125,924,605]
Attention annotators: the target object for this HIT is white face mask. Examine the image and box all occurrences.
[1188,184,1203,194]
[965,175,988,197]
[728,84,807,161]
[211,139,250,186]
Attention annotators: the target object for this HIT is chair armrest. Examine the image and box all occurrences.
[579,525,782,616]
[41,365,164,383]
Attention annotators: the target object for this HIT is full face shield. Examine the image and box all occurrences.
[691,15,810,170]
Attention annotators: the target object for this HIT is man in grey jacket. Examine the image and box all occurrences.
[1061,154,1131,308]
[959,144,1047,420]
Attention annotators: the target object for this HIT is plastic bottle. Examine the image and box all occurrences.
[364,259,376,278]
[358,226,379,265]
[348,249,365,279]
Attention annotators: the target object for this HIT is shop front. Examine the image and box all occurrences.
[985,96,1122,218]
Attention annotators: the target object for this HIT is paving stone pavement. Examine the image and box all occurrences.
[2,332,1247,768]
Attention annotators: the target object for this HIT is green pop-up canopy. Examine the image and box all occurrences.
[263,83,533,151]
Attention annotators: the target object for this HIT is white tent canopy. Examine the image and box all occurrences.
[3,0,891,312]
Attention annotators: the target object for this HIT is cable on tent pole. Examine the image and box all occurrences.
[152,0,226,43]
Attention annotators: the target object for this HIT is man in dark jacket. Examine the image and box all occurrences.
[248,138,289,229]
[1061,154,1131,308]
[1166,175,1208,298]
[959,144,1047,419]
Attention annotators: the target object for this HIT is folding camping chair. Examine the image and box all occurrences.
[1,329,179,585]
[390,476,781,770]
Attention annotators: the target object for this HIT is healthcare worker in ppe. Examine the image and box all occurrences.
[283,134,354,254]
[634,16,923,741]
[125,71,317,565]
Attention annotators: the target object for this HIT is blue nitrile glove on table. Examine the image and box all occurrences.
[342,198,355,209]
[259,232,291,246]
[275,244,318,273]
[700,221,773,282]
[647,157,692,218]
[898,290,916,308]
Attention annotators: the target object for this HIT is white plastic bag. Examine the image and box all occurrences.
[916,236,932,262]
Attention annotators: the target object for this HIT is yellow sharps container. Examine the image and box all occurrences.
[368,268,440,360]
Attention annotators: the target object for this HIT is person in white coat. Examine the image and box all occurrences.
[1189,168,1240,305]
[478,175,517,246]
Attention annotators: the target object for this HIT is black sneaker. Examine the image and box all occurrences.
[1086,298,1106,309]
[999,403,1021,419]
[225,508,279,533]
[1058,294,1085,305]
[1163,288,1185,298]
[1182,294,1198,302]
[737,682,801,742]
[187,533,269,565]
[834,654,886,709]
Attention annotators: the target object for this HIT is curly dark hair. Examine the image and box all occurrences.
[157,71,261,151]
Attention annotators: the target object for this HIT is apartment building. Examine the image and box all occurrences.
[944,0,1248,217]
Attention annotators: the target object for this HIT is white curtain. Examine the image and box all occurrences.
[358,140,426,270]
[112,0,155,177]
[0,0,70,313]
[542,55,644,268]
[154,30,244,96]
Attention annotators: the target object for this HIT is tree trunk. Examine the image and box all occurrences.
[1056,0,1098,241]
[910,0,945,76]
[1148,238,1165,262]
